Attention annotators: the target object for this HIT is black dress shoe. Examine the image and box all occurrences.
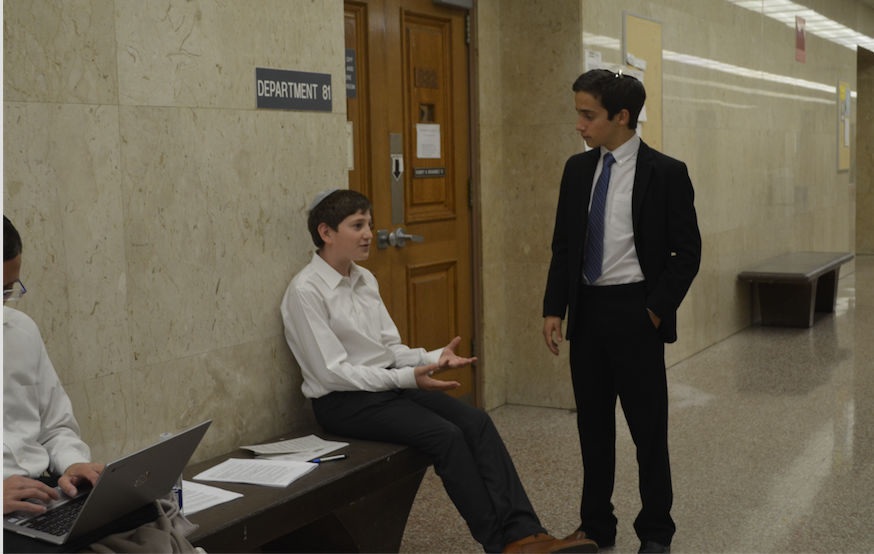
[638,541,670,553]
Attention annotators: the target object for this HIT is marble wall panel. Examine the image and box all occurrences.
[65,373,134,467]
[127,335,313,465]
[3,102,129,384]
[3,0,118,104]
[580,0,625,43]
[815,0,862,27]
[475,1,503,128]
[499,0,582,127]
[3,106,73,382]
[480,261,507,411]
[858,3,874,38]
[479,123,508,410]
[501,124,581,265]
[114,0,345,112]
[479,125,506,267]
[477,2,507,410]
[504,261,575,410]
[857,47,874,255]
[119,105,345,368]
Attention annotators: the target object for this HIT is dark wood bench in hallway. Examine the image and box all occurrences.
[183,425,431,553]
[737,251,854,328]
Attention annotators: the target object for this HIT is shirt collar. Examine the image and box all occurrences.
[4,305,15,325]
[310,252,371,289]
[601,133,640,167]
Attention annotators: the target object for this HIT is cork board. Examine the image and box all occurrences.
[623,13,663,152]
[837,79,851,172]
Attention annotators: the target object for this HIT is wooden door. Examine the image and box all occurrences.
[345,0,474,403]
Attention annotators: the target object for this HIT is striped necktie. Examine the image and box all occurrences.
[583,153,616,284]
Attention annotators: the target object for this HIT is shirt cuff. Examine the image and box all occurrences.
[51,449,91,477]
[424,348,441,366]
[397,366,418,389]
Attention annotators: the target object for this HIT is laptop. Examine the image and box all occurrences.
[4,419,211,546]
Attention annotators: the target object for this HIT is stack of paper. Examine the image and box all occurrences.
[192,458,317,488]
[241,434,349,463]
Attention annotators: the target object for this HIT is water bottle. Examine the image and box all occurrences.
[159,432,184,512]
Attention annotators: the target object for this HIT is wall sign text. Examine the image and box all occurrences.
[256,67,332,112]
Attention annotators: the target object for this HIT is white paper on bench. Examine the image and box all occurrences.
[255,441,348,463]
[241,434,349,455]
[182,480,244,515]
[193,458,317,488]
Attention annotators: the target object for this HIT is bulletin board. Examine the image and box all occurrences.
[623,13,663,152]
[837,79,851,172]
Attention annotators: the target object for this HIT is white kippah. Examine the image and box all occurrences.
[308,189,340,212]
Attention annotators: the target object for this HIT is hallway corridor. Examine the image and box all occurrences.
[402,256,874,553]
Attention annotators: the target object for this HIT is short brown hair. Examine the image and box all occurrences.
[307,190,373,249]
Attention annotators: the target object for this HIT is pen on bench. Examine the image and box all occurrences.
[312,455,347,463]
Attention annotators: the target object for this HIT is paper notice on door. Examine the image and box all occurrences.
[416,124,441,159]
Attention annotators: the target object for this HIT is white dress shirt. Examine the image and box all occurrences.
[586,133,645,286]
[3,306,91,479]
[281,253,440,399]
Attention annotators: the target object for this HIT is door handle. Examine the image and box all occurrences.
[390,228,424,248]
[376,228,424,249]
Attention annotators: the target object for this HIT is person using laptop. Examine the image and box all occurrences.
[3,215,104,515]
[281,190,598,554]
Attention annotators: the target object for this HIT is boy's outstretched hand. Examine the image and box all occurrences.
[415,364,461,391]
[438,336,477,370]
[414,336,477,392]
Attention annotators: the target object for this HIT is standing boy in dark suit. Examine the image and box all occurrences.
[542,70,701,554]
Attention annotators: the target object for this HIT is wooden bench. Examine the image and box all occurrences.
[183,425,431,553]
[737,251,854,328]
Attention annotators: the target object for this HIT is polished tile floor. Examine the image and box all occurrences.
[401,255,874,553]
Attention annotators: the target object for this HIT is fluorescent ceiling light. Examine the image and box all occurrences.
[726,0,874,52]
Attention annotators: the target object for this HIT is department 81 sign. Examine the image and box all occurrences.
[256,68,332,112]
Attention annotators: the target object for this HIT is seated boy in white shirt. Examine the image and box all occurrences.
[3,215,104,515]
[281,190,597,554]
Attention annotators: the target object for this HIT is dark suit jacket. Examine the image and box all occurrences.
[543,140,702,343]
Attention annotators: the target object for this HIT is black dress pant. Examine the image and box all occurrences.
[569,282,675,546]
[312,389,545,553]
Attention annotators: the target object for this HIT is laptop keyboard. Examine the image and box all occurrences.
[24,495,87,536]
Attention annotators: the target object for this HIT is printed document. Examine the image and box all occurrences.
[242,434,348,461]
[182,480,243,515]
[241,434,348,455]
[193,458,317,488]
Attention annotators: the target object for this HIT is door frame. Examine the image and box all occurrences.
[466,1,484,409]
[343,0,485,408]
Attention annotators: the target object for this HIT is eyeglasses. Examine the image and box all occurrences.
[3,280,27,302]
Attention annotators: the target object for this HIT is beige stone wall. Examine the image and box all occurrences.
[3,0,345,463]
[857,47,874,255]
[475,0,509,411]
[477,0,868,409]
